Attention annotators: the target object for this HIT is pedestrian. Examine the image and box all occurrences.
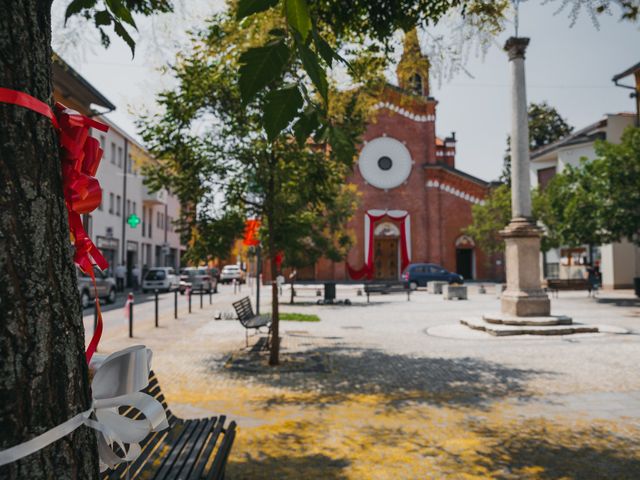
[115,263,126,292]
[586,264,599,297]
[132,264,141,291]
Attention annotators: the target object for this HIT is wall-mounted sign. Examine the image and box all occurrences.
[96,236,119,250]
[127,213,141,228]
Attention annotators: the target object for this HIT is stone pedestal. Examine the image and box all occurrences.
[443,284,467,300]
[430,281,447,294]
[500,218,550,316]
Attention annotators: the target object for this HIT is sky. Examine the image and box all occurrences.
[51,1,639,182]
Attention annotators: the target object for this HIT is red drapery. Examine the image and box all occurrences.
[347,211,410,280]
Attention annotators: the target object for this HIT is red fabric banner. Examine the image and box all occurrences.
[0,89,109,364]
[243,219,261,246]
[347,211,410,280]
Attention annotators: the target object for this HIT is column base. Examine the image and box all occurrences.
[501,290,551,317]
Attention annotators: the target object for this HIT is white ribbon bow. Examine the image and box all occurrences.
[0,345,168,472]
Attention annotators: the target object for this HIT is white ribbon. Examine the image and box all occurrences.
[0,345,168,472]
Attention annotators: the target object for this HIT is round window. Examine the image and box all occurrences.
[377,156,393,171]
[358,137,412,189]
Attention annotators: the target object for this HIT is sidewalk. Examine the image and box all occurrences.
[96,288,640,479]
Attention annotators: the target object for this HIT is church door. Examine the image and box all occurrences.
[374,238,399,280]
[456,248,473,280]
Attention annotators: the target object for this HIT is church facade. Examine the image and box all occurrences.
[300,32,502,282]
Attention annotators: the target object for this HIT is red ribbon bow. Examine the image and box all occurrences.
[0,88,109,363]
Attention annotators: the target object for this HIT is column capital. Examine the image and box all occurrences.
[504,37,530,61]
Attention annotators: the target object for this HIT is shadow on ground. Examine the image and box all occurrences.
[595,297,640,308]
[206,346,549,410]
[470,421,640,479]
[227,452,350,479]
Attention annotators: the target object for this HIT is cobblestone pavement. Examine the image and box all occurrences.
[96,284,640,479]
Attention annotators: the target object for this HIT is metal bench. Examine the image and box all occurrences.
[363,281,410,303]
[102,370,236,480]
[546,278,594,298]
[232,296,272,347]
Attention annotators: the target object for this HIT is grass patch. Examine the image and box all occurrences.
[280,313,321,322]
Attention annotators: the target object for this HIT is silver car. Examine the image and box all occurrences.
[220,265,246,284]
[180,267,218,293]
[142,267,180,293]
[77,268,117,309]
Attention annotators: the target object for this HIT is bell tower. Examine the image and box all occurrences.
[396,29,430,97]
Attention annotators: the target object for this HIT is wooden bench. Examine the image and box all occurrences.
[102,370,236,480]
[546,278,594,298]
[232,296,272,347]
[363,281,410,303]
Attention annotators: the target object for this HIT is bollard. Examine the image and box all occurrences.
[174,289,178,319]
[209,286,212,304]
[128,292,134,338]
[200,287,203,309]
[188,287,192,313]
[154,289,159,327]
[233,279,237,294]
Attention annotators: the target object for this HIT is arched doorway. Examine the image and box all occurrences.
[374,222,400,280]
[455,235,475,280]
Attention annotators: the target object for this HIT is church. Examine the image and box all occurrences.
[300,31,501,282]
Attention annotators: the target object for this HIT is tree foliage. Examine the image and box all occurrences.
[139,9,370,364]
[464,184,511,256]
[501,101,573,184]
[537,126,640,247]
[64,0,173,54]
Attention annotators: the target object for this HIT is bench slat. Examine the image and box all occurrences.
[156,419,211,480]
[188,416,226,480]
[206,421,237,480]
[152,420,203,480]
[174,418,217,480]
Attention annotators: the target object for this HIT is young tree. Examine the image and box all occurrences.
[140,11,367,365]
[500,101,574,184]
[0,1,170,477]
[464,184,512,255]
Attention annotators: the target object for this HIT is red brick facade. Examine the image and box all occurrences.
[267,34,504,283]
[301,83,502,282]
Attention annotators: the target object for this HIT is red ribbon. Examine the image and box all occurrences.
[0,88,109,364]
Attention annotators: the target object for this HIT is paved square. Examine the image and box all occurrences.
[92,284,640,479]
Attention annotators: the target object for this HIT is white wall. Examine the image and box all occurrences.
[89,122,183,279]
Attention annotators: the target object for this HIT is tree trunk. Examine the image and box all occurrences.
[290,278,295,304]
[0,2,99,478]
[266,151,279,366]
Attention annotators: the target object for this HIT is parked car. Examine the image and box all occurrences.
[402,263,464,290]
[77,267,117,309]
[179,267,218,294]
[142,267,180,293]
[220,265,246,284]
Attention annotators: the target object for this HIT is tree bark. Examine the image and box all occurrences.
[266,152,279,366]
[0,2,99,478]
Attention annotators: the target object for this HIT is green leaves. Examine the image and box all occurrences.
[284,0,311,39]
[238,40,290,103]
[263,85,303,141]
[64,0,145,57]
[65,0,97,21]
[113,19,136,56]
[236,0,279,20]
[293,108,320,146]
[297,41,328,102]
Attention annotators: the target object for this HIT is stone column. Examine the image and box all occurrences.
[501,37,550,317]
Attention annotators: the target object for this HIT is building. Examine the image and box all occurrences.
[289,31,500,282]
[530,112,639,289]
[53,54,185,284]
